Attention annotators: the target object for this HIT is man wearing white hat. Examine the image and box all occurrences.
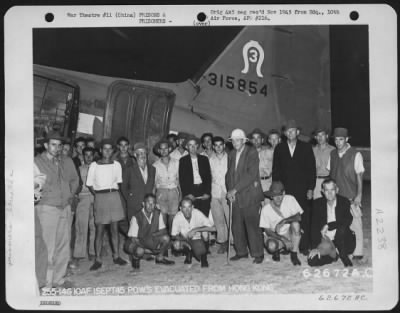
[225,129,265,264]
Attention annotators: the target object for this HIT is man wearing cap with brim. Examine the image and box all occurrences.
[249,128,274,195]
[328,127,365,264]
[34,131,80,287]
[179,135,212,219]
[125,143,156,223]
[312,127,335,199]
[152,138,181,234]
[170,132,189,161]
[225,129,265,264]
[272,120,316,255]
[260,181,303,265]
[86,138,128,271]
[309,178,355,267]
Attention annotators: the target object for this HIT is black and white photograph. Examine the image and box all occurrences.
[4,4,398,310]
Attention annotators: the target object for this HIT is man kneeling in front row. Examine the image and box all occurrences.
[124,194,175,270]
[308,178,355,267]
[171,197,216,268]
[259,181,303,266]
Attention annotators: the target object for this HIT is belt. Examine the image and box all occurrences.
[317,175,330,179]
[95,188,118,194]
[260,175,271,180]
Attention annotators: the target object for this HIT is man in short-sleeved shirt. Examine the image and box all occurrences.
[260,181,303,265]
[171,198,215,267]
[328,127,365,262]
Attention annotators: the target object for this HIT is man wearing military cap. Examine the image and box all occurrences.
[226,129,265,264]
[34,131,80,287]
[153,138,181,234]
[328,127,365,263]
[260,181,303,266]
[272,120,316,255]
[249,128,274,194]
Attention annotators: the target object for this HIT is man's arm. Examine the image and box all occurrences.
[272,145,282,182]
[232,148,260,193]
[186,225,216,239]
[354,172,363,206]
[67,158,80,196]
[275,213,301,233]
[264,228,286,242]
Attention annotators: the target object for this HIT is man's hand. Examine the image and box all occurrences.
[226,189,237,202]
[320,224,329,238]
[186,230,196,239]
[187,194,196,201]
[353,195,362,207]
[306,189,313,200]
[275,219,286,234]
[308,248,320,259]
[200,194,210,200]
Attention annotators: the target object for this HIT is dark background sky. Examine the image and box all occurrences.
[33,26,370,146]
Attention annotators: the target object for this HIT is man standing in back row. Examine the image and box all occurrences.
[328,127,365,263]
[272,120,316,255]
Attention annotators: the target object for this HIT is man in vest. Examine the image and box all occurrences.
[125,193,175,270]
[328,127,365,263]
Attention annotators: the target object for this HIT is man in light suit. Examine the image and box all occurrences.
[226,129,265,264]
[126,143,156,222]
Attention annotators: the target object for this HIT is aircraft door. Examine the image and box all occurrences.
[104,81,175,159]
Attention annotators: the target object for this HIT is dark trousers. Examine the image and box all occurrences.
[192,184,211,217]
[308,226,356,267]
[129,234,170,259]
[295,196,311,251]
[187,239,207,260]
[232,202,264,258]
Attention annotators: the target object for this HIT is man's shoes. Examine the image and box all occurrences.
[132,258,140,269]
[155,258,175,265]
[113,257,128,266]
[280,248,290,255]
[210,239,216,246]
[290,252,301,266]
[90,261,102,271]
[55,280,75,289]
[230,254,249,261]
[272,251,280,262]
[200,255,209,268]
[172,250,184,257]
[217,242,228,254]
[253,256,264,264]
[341,255,353,267]
[184,250,193,264]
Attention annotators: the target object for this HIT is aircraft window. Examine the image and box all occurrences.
[111,89,130,139]
[33,76,75,138]
[131,93,147,143]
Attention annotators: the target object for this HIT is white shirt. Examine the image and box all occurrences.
[191,157,203,184]
[34,163,46,190]
[258,146,273,178]
[127,209,166,238]
[326,144,365,174]
[171,208,212,240]
[209,152,228,198]
[139,165,148,184]
[86,161,122,190]
[170,148,188,161]
[287,142,296,157]
[153,158,180,189]
[235,146,245,169]
[259,195,303,235]
[326,199,337,240]
[200,150,215,159]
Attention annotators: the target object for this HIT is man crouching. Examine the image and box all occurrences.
[124,194,175,270]
[260,181,303,266]
[171,197,216,268]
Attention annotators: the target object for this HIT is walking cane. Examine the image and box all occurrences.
[226,200,233,265]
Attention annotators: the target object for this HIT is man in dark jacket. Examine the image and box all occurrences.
[179,135,212,217]
[272,120,316,254]
[308,178,355,267]
[126,143,156,222]
[225,129,265,264]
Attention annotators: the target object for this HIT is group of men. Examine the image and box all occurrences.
[33,120,366,289]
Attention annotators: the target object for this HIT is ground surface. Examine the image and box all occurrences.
[67,183,372,295]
